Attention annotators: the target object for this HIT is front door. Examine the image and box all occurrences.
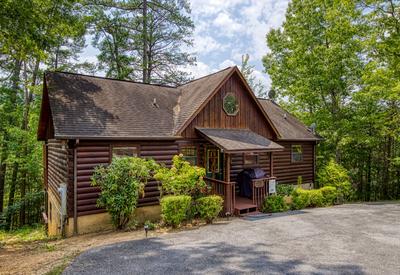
[205,147,223,180]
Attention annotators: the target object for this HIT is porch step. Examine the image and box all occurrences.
[234,197,258,216]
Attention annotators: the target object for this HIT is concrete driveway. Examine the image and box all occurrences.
[64,203,400,275]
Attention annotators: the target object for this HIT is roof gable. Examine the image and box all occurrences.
[175,67,281,138]
[258,99,321,141]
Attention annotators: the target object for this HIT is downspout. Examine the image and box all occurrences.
[73,139,79,235]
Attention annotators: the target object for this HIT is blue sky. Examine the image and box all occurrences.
[80,0,289,90]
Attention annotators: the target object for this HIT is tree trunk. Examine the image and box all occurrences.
[0,58,21,213]
[6,161,19,230]
[142,0,149,83]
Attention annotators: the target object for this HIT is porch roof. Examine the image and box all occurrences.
[195,128,284,153]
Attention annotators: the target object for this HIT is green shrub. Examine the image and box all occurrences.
[91,157,159,230]
[291,188,310,210]
[308,189,324,207]
[277,184,294,196]
[320,186,337,205]
[154,155,207,198]
[195,195,223,223]
[160,195,192,227]
[318,159,353,202]
[262,195,289,213]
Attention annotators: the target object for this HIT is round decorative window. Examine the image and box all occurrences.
[223,93,239,116]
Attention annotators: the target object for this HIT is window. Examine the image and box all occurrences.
[181,146,197,165]
[223,93,239,116]
[291,145,303,162]
[244,153,259,166]
[206,148,220,173]
[112,147,138,157]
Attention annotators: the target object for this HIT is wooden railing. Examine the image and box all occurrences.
[252,177,276,209]
[204,177,235,214]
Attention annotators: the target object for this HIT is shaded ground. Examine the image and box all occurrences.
[0,225,177,275]
[64,203,400,275]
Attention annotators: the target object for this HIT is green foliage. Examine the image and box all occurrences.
[263,0,400,202]
[195,195,223,223]
[320,186,338,206]
[291,188,310,210]
[160,195,192,227]
[154,155,207,198]
[0,224,47,245]
[240,54,266,97]
[90,0,195,85]
[262,195,289,213]
[91,157,159,230]
[318,160,353,202]
[308,189,324,207]
[277,184,294,196]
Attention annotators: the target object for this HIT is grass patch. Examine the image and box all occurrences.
[0,224,48,245]
[45,253,80,275]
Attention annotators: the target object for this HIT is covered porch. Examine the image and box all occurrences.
[196,128,284,215]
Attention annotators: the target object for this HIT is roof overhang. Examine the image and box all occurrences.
[196,128,284,153]
[54,135,182,141]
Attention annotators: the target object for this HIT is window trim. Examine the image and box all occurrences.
[206,148,221,174]
[243,153,259,166]
[180,145,198,166]
[112,146,139,158]
[291,145,303,163]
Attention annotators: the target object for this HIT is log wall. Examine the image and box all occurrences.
[273,141,315,184]
[71,141,179,217]
[46,140,69,208]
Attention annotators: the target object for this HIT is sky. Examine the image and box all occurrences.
[79,0,289,90]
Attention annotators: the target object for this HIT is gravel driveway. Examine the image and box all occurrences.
[64,203,400,274]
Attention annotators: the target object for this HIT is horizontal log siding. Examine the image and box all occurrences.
[230,152,270,194]
[139,143,179,206]
[73,141,179,217]
[47,140,69,207]
[273,141,315,184]
[182,75,276,140]
[75,145,110,216]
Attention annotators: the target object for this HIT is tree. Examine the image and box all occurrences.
[240,54,266,97]
[0,0,87,227]
[90,0,195,85]
[263,0,363,161]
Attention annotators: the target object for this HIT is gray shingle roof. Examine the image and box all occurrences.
[40,68,320,141]
[196,128,284,152]
[258,99,321,141]
[45,72,180,139]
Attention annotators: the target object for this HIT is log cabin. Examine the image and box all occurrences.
[38,66,320,236]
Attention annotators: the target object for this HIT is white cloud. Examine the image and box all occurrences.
[191,0,244,16]
[213,12,244,36]
[193,35,226,55]
[183,61,212,78]
[219,59,237,69]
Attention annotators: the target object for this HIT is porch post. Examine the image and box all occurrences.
[269,152,274,176]
[225,153,231,182]
[224,153,233,213]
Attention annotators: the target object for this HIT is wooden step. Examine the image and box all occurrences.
[234,197,258,215]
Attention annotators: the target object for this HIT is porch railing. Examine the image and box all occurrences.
[204,177,235,214]
[252,177,276,209]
